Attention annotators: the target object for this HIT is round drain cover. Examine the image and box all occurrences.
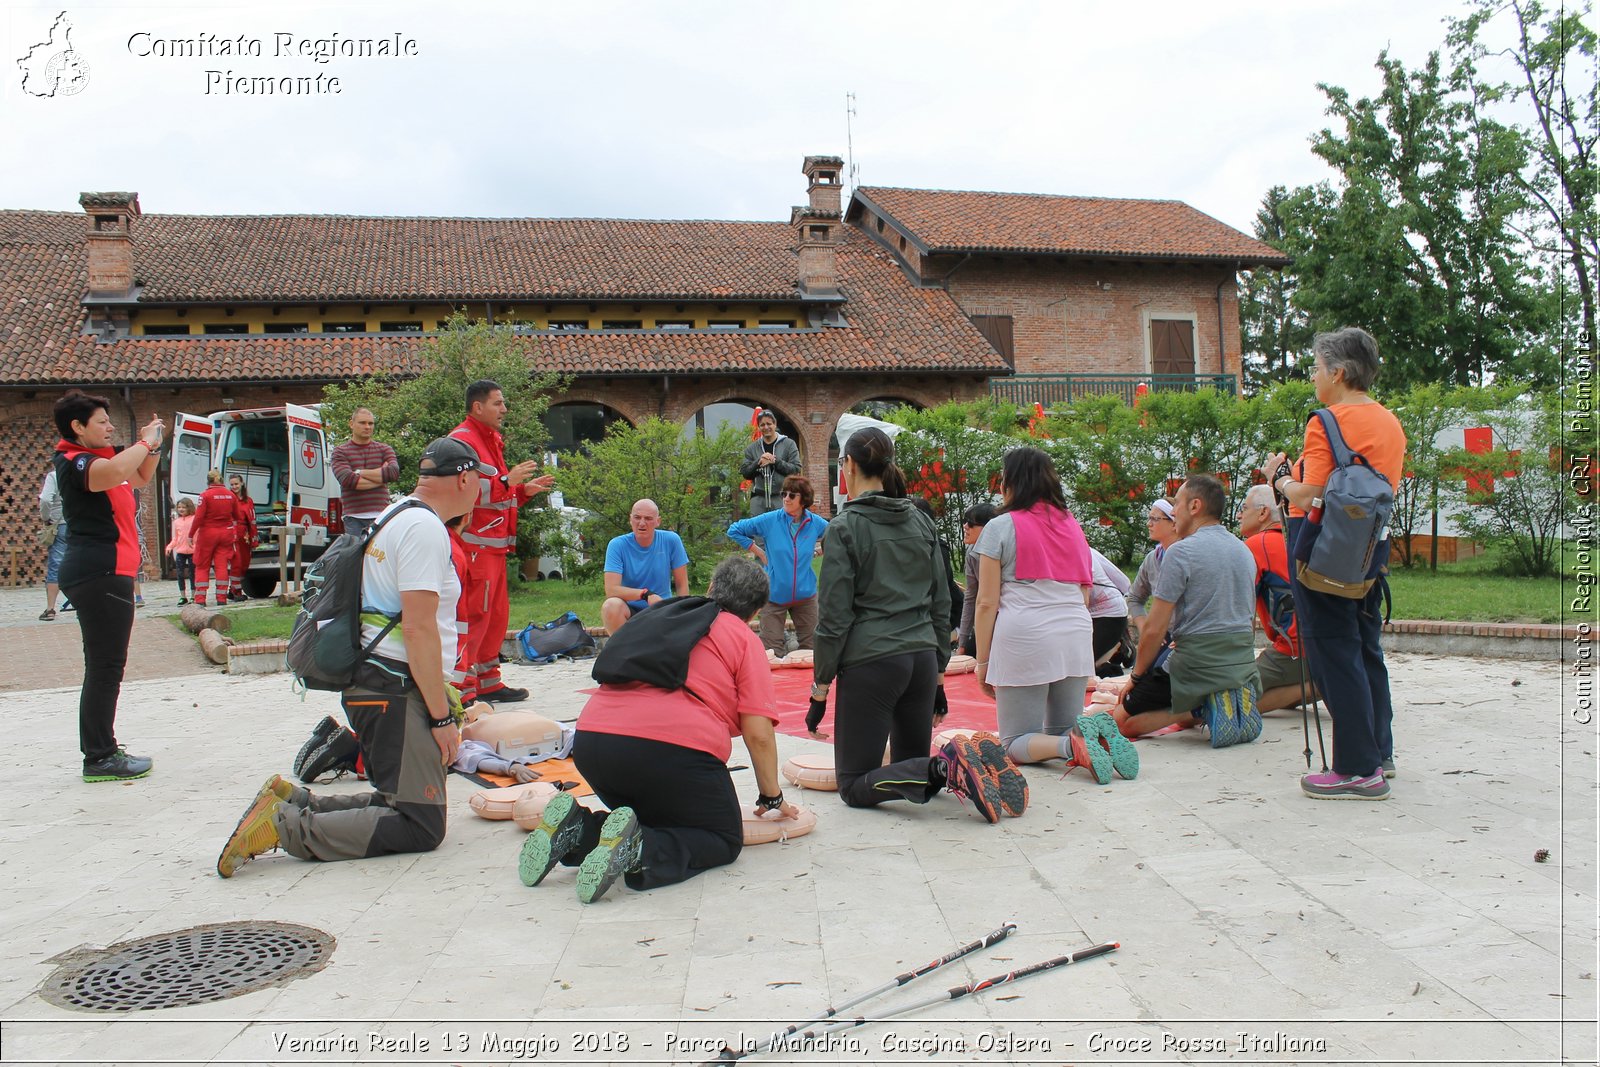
[40,921,334,1012]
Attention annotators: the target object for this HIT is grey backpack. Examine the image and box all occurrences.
[1293,409,1394,599]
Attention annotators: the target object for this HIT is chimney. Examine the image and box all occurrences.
[802,155,844,215]
[795,156,843,300]
[79,191,140,298]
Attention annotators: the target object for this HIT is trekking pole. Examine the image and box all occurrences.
[713,922,1018,1063]
[720,942,1119,1062]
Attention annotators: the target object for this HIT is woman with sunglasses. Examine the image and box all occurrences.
[726,475,828,658]
[1125,498,1180,641]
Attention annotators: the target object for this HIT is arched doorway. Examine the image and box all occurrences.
[544,401,629,455]
[828,397,926,508]
[681,398,802,448]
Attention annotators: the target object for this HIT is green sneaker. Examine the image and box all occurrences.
[82,747,152,783]
[518,792,586,887]
[1064,725,1113,785]
[1079,712,1139,781]
[575,807,643,904]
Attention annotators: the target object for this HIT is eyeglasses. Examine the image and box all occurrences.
[781,490,803,499]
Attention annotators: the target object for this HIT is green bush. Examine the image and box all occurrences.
[887,400,1017,558]
[554,417,746,585]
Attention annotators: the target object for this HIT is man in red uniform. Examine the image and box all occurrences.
[449,379,555,703]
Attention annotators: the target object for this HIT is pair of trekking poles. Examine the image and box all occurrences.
[704,923,1117,1064]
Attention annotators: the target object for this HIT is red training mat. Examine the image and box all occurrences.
[768,668,998,743]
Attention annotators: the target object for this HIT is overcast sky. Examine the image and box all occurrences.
[1,0,1516,235]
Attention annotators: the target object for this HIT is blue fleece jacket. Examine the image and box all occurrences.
[725,508,828,606]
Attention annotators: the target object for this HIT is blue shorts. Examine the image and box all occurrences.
[45,525,67,583]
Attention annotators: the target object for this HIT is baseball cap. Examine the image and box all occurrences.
[418,437,494,477]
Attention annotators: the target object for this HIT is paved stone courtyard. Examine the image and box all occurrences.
[0,583,1593,1066]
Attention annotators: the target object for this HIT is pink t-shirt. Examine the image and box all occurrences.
[577,612,778,761]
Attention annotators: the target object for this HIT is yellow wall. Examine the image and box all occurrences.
[131,303,804,335]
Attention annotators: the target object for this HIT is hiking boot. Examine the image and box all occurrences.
[479,686,529,704]
[518,793,585,887]
[228,593,248,603]
[297,725,360,784]
[83,747,153,783]
[576,807,643,904]
[1382,757,1397,779]
[216,791,283,877]
[1301,770,1390,801]
[936,737,1002,824]
[968,731,1028,817]
[293,716,345,778]
[1079,712,1139,781]
[1063,725,1113,785]
[38,608,55,620]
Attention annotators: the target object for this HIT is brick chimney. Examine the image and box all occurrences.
[795,156,843,299]
[802,155,844,215]
[79,191,140,297]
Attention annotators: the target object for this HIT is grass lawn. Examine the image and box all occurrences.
[176,556,1566,647]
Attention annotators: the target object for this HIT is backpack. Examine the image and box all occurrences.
[1254,532,1298,653]
[1291,409,1394,599]
[287,499,429,691]
[517,612,596,664]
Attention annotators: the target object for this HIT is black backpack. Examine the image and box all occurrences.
[1292,409,1394,599]
[591,597,722,691]
[287,500,429,691]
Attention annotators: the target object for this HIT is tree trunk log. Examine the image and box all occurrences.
[198,628,232,665]
[180,604,231,633]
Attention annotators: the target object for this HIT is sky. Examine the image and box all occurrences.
[0,0,1517,235]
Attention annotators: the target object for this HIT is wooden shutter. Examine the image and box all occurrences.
[970,315,1015,367]
[1150,319,1195,376]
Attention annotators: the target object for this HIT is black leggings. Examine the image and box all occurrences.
[833,649,942,808]
[64,573,136,762]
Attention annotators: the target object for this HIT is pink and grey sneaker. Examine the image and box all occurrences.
[936,737,1003,824]
[1301,769,1390,801]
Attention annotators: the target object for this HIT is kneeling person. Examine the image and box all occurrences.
[1238,484,1318,712]
[216,437,489,876]
[1118,475,1259,738]
[521,556,799,903]
[600,498,690,634]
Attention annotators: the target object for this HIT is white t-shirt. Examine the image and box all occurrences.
[358,499,461,668]
[971,513,1094,685]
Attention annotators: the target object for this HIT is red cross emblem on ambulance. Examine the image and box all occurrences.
[301,440,317,468]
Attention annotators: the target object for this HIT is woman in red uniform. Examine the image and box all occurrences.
[52,390,165,782]
[191,470,237,607]
[226,473,258,602]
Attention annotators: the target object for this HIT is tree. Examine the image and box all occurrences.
[1239,185,1315,391]
[1381,381,1471,567]
[320,313,566,561]
[1451,0,1598,346]
[1299,48,1555,387]
[554,417,747,585]
[888,400,1016,559]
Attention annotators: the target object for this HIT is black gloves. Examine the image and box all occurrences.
[932,685,949,722]
[806,697,827,732]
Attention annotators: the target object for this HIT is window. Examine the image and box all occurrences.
[378,321,423,332]
[203,323,248,335]
[707,320,745,330]
[969,315,1014,367]
[142,324,190,336]
[655,321,695,330]
[322,322,366,333]
[291,426,324,489]
[757,321,795,330]
[548,320,589,331]
[600,320,642,330]
[264,323,310,334]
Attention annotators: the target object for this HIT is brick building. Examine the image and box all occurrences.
[0,154,1282,583]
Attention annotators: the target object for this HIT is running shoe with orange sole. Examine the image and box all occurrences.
[966,731,1029,817]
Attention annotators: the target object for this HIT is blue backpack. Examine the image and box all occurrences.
[517,612,596,665]
[1292,409,1394,599]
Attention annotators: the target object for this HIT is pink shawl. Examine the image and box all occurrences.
[1011,502,1092,583]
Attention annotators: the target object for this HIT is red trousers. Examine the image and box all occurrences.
[457,549,510,700]
[229,537,253,593]
[192,528,234,606]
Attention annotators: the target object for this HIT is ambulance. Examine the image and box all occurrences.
[168,404,340,597]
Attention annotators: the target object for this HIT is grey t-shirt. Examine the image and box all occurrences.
[1152,523,1255,637]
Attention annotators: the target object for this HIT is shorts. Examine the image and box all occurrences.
[1255,645,1306,691]
[45,525,68,583]
[1122,669,1174,716]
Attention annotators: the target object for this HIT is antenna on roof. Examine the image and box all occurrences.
[845,91,859,194]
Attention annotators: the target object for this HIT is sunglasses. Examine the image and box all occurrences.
[780,490,803,499]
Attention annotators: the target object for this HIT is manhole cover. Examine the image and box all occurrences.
[40,921,334,1012]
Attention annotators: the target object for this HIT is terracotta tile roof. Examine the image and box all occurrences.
[853,187,1289,265]
[0,212,1007,384]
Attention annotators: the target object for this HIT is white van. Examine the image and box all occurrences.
[168,403,339,597]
